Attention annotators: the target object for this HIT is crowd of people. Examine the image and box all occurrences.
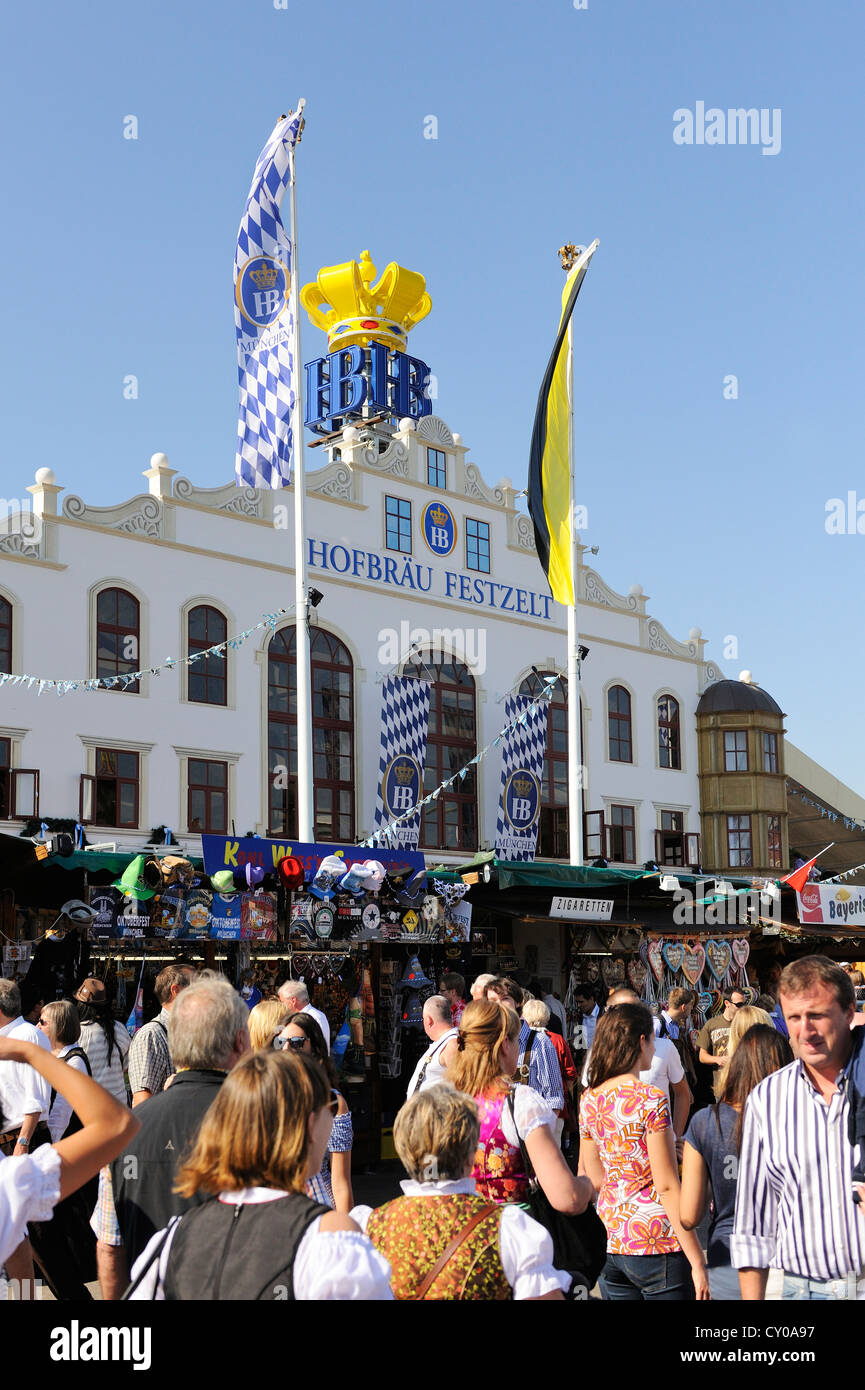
[1,952,865,1301]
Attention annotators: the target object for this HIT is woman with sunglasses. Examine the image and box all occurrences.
[276,1012,354,1214]
[126,1050,391,1300]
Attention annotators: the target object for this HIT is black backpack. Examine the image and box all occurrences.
[49,1046,92,1139]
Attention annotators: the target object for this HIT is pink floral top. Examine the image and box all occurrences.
[579,1079,680,1256]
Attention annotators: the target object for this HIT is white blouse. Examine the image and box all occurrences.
[501,1083,556,1148]
[128,1187,393,1300]
[0,1145,62,1268]
[352,1178,570,1299]
[47,1046,91,1143]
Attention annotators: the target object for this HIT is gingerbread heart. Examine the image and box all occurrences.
[732,937,750,969]
[698,991,713,1014]
[627,960,648,993]
[639,940,649,966]
[662,941,684,975]
[681,943,705,986]
[648,938,664,981]
[601,957,625,989]
[706,939,732,981]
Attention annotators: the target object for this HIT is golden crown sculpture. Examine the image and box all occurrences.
[300,249,432,353]
[429,504,449,526]
[393,760,415,784]
[512,776,533,796]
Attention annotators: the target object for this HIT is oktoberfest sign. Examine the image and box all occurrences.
[372,676,431,850]
[796,882,865,928]
[495,695,548,861]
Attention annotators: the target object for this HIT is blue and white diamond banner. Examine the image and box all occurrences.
[235,112,303,490]
[372,677,431,850]
[495,695,548,861]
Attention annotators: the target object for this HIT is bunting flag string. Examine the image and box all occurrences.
[361,671,563,848]
[823,859,865,884]
[0,609,291,698]
[786,781,865,835]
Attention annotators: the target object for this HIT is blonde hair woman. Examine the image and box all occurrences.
[352,1085,568,1300]
[126,1051,391,1300]
[715,1005,771,1093]
[247,999,290,1051]
[446,999,592,1215]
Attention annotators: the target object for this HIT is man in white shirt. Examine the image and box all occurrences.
[405,997,459,1100]
[277,979,330,1053]
[0,977,52,1292]
[573,987,601,1052]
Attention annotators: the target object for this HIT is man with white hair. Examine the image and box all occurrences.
[470,973,497,1001]
[277,977,331,1052]
[404,996,459,1099]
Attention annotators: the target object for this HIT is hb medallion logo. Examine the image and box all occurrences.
[383,756,421,818]
[236,256,289,327]
[422,501,456,556]
[504,770,540,831]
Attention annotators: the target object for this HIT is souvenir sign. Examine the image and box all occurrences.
[314,904,335,940]
[442,898,472,945]
[471,926,497,957]
[361,902,381,932]
[242,893,277,941]
[289,895,316,945]
[151,884,186,938]
[89,887,123,940]
[118,896,151,939]
[184,887,212,940]
[210,892,242,940]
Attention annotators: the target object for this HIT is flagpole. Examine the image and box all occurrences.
[288,99,314,842]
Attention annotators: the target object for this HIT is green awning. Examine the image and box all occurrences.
[455,856,760,894]
[51,849,204,874]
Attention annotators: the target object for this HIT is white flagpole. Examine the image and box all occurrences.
[288,99,314,842]
[562,239,599,868]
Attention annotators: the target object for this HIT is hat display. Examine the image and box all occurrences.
[338,863,373,897]
[160,855,194,887]
[74,977,107,1006]
[112,854,159,901]
[309,854,345,901]
[59,899,99,924]
[276,856,306,893]
[210,870,237,894]
[397,954,433,990]
[362,860,386,893]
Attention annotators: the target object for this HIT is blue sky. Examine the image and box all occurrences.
[1,0,862,792]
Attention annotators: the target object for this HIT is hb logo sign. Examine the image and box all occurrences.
[504,770,540,832]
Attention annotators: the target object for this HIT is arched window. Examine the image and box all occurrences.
[403,653,477,852]
[187,605,228,705]
[268,626,354,842]
[607,685,632,763]
[518,671,576,859]
[96,588,140,693]
[0,596,11,674]
[657,694,681,769]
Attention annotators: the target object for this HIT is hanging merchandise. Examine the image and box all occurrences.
[88,887,124,941]
[309,855,347,901]
[705,939,733,988]
[661,940,684,995]
[210,870,237,895]
[210,892,242,940]
[152,882,186,937]
[681,941,705,988]
[274,857,305,893]
[600,957,625,991]
[241,893,277,940]
[646,938,664,1001]
[731,937,750,989]
[398,953,434,1032]
[184,883,213,939]
[627,959,647,996]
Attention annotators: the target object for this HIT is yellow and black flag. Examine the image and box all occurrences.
[527,245,597,606]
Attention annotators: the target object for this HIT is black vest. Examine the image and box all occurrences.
[163,1193,330,1301]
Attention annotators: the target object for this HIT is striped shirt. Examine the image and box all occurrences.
[518,1024,565,1113]
[731,1057,865,1281]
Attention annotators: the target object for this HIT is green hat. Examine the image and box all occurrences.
[211,870,237,894]
[112,854,157,901]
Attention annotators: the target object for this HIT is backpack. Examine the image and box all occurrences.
[49,1046,93,1139]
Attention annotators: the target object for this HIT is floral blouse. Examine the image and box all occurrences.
[579,1079,680,1256]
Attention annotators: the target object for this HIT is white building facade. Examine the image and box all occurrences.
[0,413,720,868]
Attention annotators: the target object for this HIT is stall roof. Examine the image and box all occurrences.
[453,855,759,893]
[51,849,204,874]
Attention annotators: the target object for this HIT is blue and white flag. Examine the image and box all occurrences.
[234,111,304,490]
[495,695,548,862]
[372,677,431,850]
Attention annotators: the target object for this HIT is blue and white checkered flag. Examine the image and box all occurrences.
[372,677,431,850]
[495,695,548,862]
[234,111,304,490]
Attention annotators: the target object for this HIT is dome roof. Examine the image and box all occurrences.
[696,679,784,716]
